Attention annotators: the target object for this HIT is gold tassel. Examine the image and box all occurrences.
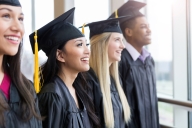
[115,10,118,18]
[34,30,40,93]
[82,23,86,34]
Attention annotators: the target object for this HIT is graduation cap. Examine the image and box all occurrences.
[29,7,84,93]
[108,1,146,24]
[0,0,21,7]
[29,7,84,56]
[82,16,131,39]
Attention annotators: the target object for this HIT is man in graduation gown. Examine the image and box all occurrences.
[108,1,160,128]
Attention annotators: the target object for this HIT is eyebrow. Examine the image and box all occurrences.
[113,37,120,39]
[75,39,83,42]
[140,23,149,26]
[0,8,12,12]
[75,39,87,42]
[113,35,123,38]
[0,8,24,15]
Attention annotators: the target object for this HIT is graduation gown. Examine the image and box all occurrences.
[119,49,160,128]
[86,69,127,128]
[1,83,42,128]
[38,76,91,128]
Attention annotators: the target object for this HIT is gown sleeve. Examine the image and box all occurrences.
[38,92,66,128]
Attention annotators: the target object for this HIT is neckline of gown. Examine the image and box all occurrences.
[55,75,85,112]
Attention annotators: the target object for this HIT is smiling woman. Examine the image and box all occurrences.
[82,17,130,128]
[30,7,100,128]
[58,37,90,72]
[0,0,42,128]
[0,5,24,55]
[107,33,125,64]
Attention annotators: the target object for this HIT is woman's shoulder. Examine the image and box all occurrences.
[75,68,99,87]
[83,69,102,96]
[39,75,66,93]
[85,68,99,82]
[38,79,72,107]
[38,89,62,105]
[38,82,64,102]
[39,82,57,94]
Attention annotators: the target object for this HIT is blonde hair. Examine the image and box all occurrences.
[90,32,130,128]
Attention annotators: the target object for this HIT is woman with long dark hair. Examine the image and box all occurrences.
[29,7,100,128]
[0,0,42,127]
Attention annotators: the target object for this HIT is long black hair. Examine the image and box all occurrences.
[74,73,100,128]
[0,43,41,126]
[40,43,100,127]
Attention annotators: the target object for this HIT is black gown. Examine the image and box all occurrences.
[1,83,42,128]
[38,76,91,128]
[119,49,160,128]
[86,69,127,128]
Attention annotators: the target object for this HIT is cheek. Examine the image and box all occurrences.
[133,32,144,42]
[0,44,20,56]
[0,23,7,36]
[138,30,146,37]
[134,29,143,36]
[108,42,118,57]
[21,25,25,37]
[65,49,82,62]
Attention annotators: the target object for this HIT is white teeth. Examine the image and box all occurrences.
[5,36,19,41]
[81,58,89,61]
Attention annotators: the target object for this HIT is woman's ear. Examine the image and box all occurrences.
[56,49,65,62]
[125,28,133,37]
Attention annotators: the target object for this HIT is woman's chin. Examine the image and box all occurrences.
[80,66,90,72]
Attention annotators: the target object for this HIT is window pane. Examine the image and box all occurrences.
[19,0,33,81]
[158,102,173,126]
[190,0,192,101]
[34,0,54,64]
[34,0,54,29]
[20,0,53,81]
[146,0,173,126]
[189,0,192,126]
[74,0,109,40]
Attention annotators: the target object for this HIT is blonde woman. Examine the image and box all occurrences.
[84,18,131,128]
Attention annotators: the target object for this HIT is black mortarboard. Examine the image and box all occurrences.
[29,7,84,56]
[108,1,146,24]
[82,16,130,39]
[0,0,21,7]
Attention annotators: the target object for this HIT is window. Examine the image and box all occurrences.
[20,0,54,81]
[20,0,33,81]
[146,0,173,126]
[74,0,110,40]
[146,0,173,98]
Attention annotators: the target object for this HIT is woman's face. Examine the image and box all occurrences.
[0,5,24,56]
[58,37,90,73]
[108,33,125,63]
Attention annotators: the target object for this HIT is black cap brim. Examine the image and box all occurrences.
[0,0,21,7]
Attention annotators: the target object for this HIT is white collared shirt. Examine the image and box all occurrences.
[124,41,150,62]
